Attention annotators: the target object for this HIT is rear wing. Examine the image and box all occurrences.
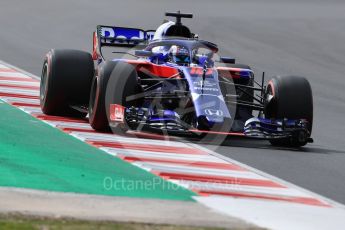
[92,25,155,61]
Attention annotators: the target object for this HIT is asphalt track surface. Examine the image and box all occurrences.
[1,0,345,204]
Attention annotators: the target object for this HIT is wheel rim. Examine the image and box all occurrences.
[40,62,48,101]
[264,83,276,118]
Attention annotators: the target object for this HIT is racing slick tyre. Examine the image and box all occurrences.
[88,61,142,133]
[40,49,94,117]
[265,76,313,147]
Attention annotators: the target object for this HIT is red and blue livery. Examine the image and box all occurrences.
[40,12,313,147]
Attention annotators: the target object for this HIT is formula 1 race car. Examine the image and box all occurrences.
[40,11,313,147]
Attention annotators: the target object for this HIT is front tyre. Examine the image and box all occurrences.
[88,61,142,133]
[265,76,313,147]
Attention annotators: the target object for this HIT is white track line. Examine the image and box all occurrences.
[0,61,40,80]
[171,179,314,198]
[0,87,39,96]
[0,72,32,78]
[46,121,93,129]
[0,97,40,104]
[19,107,42,113]
[0,64,11,69]
[101,147,224,162]
[71,131,190,147]
[0,80,40,86]
[134,162,265,180]
[136,162,245,174]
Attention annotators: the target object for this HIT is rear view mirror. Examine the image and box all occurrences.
[220,57,236,64]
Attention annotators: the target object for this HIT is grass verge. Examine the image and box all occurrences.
[0,214,226,230]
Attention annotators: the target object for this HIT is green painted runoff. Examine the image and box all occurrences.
[0,101,195,200]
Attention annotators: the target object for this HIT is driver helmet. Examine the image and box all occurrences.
[169,45,190,65]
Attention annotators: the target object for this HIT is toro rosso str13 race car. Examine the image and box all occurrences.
[40,11,313,147]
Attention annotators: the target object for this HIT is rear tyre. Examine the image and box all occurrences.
[265,76,313,147]
[40,49,94,117]
[88,61,142,133]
